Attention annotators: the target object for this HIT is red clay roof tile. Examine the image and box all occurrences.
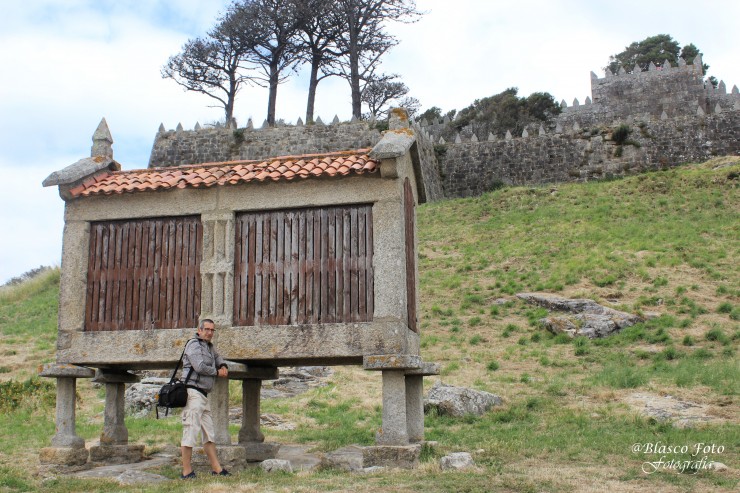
[69,149,379,198]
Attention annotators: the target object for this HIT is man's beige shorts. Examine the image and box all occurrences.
[181,388,216,447]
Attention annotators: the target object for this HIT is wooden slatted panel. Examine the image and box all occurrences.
[404,178,418,333]
[234,205,373,326]
[85,216,202,331]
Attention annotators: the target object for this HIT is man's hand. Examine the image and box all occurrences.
[217,367,228,378]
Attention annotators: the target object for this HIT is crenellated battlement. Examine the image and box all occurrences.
[149,58,739,201]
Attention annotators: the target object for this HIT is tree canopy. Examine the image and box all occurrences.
[162,0,424,124]
[452,88,561,137]
[606,34,710,77]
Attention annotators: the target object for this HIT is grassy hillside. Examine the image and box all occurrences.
[0,157,738,492]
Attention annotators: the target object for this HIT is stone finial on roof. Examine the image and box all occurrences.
[714,103,722,114]
[158,123,165,133]
[662,59,671,70]
[678,57,686,67]
[648,61,657,71]
[585,96,592,105]
[470,133,478,142]
[439,136,445,144]
[505,130,512,141]
[591,71,598,80]
[91,118,113,158]
[420,118,429,127]
[194,122,202,131]
[697,104,705,116]
[296,117,304,126]
[661,110,668,120]
[442,115,450,124]
[488,132,495,142]
[539,125,546,136]
[605,68,614,77]
[572,98,580,108]
[261,119,269,129]
[560,99,567,109]
[732,85,739,95]
[521,129,528,138]
[718,80,726,95]
[315,116,324,126]
[618,66,627,75]
[388,108,410,130]
[247,118,254,130]
[454,133,462,144]
[176,122,183,132]
[332,115,340,125]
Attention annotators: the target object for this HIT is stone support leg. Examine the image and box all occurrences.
[211,377,231,445]
[101,383,127,445]
[405,375,424,443]
[377,370,409,445]
[238,379,264,444]
[51,377,85,448]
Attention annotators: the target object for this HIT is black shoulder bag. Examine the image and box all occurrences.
[156,339,194,418]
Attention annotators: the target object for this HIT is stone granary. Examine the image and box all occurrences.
[41,109,438,470]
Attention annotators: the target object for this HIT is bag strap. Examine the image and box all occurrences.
[169,338,195,383]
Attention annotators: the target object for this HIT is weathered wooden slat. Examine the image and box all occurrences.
[358,208,367,320]
[364,205,375,321]
[297,212,306,323]
[404,178,418,333]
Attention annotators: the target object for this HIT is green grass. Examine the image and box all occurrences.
[1,158,738,492]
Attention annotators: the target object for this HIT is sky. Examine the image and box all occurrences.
[1,0,739,284]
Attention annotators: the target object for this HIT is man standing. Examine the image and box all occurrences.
[180,318,231,479]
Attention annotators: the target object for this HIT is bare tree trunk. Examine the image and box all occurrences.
[305,54,321,124]
[267,61,280,126]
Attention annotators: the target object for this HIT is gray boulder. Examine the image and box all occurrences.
[124,377,168,418]
[260,459,293,473]
[440,452,475,470]
[424,381,502,417]
[518,292,642,339]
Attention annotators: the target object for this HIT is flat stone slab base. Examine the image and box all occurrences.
[190,445,246,472]
[89,444,145,464]
[363,444,422,469]
[39,446,90,467]
[275,444,321,471]
[242,441,281,462]
[321,445,364,472]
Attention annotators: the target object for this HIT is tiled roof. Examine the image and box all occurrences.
[68,150,379,198]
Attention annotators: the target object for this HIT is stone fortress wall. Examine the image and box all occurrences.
[149,55,739,200]
[421,55,740,197]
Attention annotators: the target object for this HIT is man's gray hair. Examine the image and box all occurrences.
[199,319,215,330]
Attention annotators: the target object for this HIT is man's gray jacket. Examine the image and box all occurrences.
[182,337,226,394]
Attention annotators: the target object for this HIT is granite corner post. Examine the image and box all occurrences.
[233,366,281,462]
[362,355,424,469]
[88,370,145,464]
[39,364,95,467]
